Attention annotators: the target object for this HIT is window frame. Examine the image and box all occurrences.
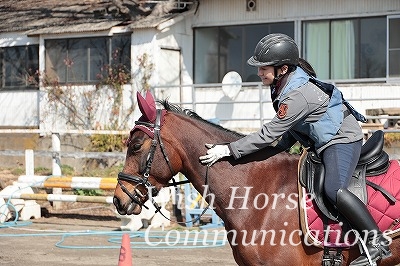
[44,34,131,85]
[0,45,39,91]
[302,16,387,82]
[194,15,399,84]
[387,15,400,80]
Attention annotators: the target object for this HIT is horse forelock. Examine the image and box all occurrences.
[158,99,244,138]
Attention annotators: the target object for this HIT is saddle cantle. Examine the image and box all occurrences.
[299,130,391,221]
[359,130,390,176]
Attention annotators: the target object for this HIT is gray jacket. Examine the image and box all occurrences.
[229,70,363,159]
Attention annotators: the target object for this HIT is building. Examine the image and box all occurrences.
[0,0,399,132]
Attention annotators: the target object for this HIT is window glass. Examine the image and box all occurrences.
[67,39,90,82]
[110,34,131,82]
[89,38,108,81]
[4,47,24,86]
[194,27,219,83]
[46,39,68,82]
[303,21,330,79]
[360,17,386,78]
[0,45,39,90]
[331,20,356,79]
[218,26,242,82]
[194,22,294,83]
[112,34,131,66]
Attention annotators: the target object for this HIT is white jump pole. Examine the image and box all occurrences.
[2,193,114,204]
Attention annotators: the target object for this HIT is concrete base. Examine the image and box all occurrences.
[0,184,41,223]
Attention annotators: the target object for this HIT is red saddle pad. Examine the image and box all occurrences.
[300,160,400,248]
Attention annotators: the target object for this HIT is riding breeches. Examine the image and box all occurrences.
[321,140,362,204]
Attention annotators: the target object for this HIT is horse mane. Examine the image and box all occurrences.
[157,99,244,138]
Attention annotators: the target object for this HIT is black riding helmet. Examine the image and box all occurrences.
[247,33,299,67]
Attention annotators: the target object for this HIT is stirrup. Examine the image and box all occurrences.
[322,249,343,266]
[350,238,392,266]
[357,239,375,266]
[322,255,342,266]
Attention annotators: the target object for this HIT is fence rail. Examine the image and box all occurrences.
[0,129,129,135]
[0,150,125,159]
[18,175,117,190]
[2,193,114,204]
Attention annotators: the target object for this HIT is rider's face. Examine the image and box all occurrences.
[257,66,275,85]
[257,65,288,86]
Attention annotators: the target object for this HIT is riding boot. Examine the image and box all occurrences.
[336,188,392,266]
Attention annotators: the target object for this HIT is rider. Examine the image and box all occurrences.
[199,33,392,266]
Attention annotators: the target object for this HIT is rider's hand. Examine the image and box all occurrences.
[199,144,231,166]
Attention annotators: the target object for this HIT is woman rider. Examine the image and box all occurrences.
[199,33,391,266]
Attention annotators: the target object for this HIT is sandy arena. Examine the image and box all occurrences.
[0,212,236,266]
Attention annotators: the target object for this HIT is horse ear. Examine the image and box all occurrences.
[137,91,157,122]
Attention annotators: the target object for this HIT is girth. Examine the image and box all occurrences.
[299,130,392,221]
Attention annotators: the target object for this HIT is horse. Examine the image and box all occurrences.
[113,92,400,266]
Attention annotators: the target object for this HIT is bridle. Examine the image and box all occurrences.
[117,109,189,211]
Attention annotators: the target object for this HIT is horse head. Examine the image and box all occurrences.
[113,91,182,215]
[113,90,279,216]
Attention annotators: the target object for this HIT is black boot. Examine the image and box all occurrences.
[336,188,392,266]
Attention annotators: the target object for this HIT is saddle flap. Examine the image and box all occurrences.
[299,151,339,221]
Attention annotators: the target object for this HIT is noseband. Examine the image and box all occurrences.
[117,109,175,209]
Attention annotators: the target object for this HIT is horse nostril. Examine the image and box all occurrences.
[113,197,127,215]
[113,197,120,208]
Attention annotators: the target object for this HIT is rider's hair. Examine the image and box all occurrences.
[298,58,316,77]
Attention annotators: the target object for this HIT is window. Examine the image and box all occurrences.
[388,17,400,78]
[45,34,131,83]
[303,17,386,80]
[0,45,39,90]
[194,23,294,83]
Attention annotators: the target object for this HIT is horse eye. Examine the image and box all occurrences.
[131,142,142,151]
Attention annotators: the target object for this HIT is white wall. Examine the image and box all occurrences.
[0,32,39,47]
[38,84,138,131]
[0,91,40,127]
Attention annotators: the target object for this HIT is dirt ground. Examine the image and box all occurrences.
[0,215,236,266]
[0,169,236,266]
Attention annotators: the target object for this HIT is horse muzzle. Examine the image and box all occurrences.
[114,172,160,215]
[113,195,142,215]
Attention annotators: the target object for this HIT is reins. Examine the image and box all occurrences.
[149,166,212,226]
[117,109,212,226]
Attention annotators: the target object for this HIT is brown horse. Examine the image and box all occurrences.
[113,92,400,266]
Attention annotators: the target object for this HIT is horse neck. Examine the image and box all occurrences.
[164,113,301,228]
[165,113,240,192]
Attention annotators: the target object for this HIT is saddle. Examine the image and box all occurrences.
[298,131,400,266]
[299,130,392,221]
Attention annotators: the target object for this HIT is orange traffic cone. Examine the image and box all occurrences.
[118,233,132,266]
